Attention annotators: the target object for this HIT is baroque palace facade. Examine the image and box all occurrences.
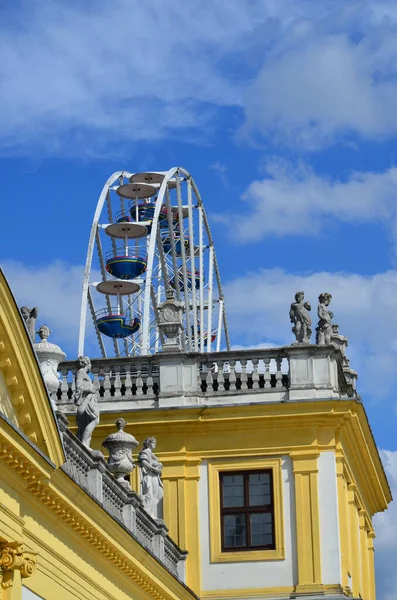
[0,266,392,600]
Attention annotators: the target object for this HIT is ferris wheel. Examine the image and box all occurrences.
[78,167,231,358]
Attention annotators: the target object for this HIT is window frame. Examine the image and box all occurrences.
[207,458,285,563]
[219,469,275,551]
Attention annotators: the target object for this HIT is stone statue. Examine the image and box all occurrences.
[34,325,66,412]
[20,306,38,342]
[316,293,333,345]
[102,418,138,489]
[74,356,100,449]
[138,437,164,520]
[289,291,312,343]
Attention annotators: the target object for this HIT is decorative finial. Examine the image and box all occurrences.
[289,291,312,344]
[37,324,51,341]
[116,417,126,431]
[316,293,333,345]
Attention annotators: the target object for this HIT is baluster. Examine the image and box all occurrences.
[60,367,69,402]
[124,369,132,398]
[229,359,236,391]
[103,366,111,400]
[252,358,259,390]
[217,361,225,392]
[136,366,144,396]
[264,357,271,388]
[114,366,121,397]
[206,367,214,392]
[91,366,100,398]
[146,362,154,396]
[240,359,248,391]
[275,357,283,388]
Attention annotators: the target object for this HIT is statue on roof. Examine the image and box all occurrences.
[289,291,312,344]
[20,306,38,342]
[138,437,164,520]
[316,293,333,345]
[74,356,100,449]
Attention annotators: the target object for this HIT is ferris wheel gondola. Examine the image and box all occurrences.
[78,167,230,357]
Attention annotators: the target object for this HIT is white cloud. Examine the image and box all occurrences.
[215,160,397,243]
[0,260,100,359]
[224,267,397,400]
[0,0,266,155]
[242,3,397,149]
[374,450,397,600]
[3,1,397,154]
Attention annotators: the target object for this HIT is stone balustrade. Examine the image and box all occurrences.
[57,344,356,412]
[56,413,187,579]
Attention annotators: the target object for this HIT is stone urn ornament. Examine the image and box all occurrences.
[102,418,139,489]
[34,324,66,411]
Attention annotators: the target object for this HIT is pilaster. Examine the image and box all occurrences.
[290,451,323,596]
[359,511,368,600]
[162,457,201,594]
[348,484,360,598]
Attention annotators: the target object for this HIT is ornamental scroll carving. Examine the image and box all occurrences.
[0,542,36,589]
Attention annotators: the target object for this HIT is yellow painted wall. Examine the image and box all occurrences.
[89,401,390,599]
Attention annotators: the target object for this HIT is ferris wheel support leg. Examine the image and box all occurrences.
[198,206,205,353]
[176,173,193,352]
[165,188,181,301]
[87,287,107,358]
[187,178,198,351]
[207,245,214,353]
[216,299,223,352]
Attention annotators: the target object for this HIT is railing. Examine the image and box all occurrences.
[198,349,290,393]
[57,344,355,406]
[57,413,187,578]
[57,356,160,402]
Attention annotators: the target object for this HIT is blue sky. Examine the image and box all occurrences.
[1,1,397,597]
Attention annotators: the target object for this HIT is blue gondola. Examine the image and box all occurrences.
[129,202,167,233]
[162,236,189,256]
[96,309,141,339]
[171,270,200,291]
[114,210,131,223]
[106,251,147,280]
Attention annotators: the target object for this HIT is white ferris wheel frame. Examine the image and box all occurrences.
[78,166,231,357]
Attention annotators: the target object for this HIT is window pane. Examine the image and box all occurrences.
[250,513,273,547]
[223,514,246,548]
[222,474,245,507]
[249,472,271,506]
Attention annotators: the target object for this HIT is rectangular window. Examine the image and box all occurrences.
[220,470,275,551]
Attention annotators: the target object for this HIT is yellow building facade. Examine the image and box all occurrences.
[57,345,391,599]
[0,264,391,600]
